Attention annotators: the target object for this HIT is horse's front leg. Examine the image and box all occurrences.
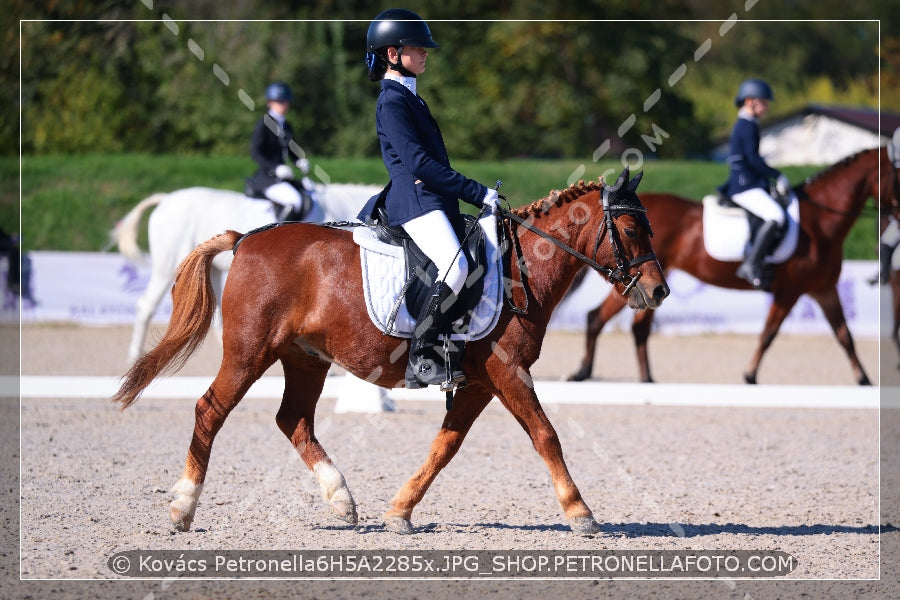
[277,358,357,525]
[743,291,800,384]
[568,292,628,381]
[495,372,599,534]
[385,386,493,533]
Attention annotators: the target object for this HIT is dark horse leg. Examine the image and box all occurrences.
[891,269,900,368]
[810,287,872,385]
[276,351,357,524]
[743,290,801,385]
[631,308,655,383]
[568,292,629,381]
[744,287,872,386]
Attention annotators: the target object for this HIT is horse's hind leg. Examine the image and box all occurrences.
[811,287,871,385]
[891,270,900,368]
[568,292,629,381]
[743,292,799,385]
[276,353,357,525]
[169,345,275,531]
[385,386,493,533]
[127,270,173,363]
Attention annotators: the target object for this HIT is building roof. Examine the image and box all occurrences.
[766,105,900,137]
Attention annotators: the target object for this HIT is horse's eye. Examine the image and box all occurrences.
[624,228,637,238]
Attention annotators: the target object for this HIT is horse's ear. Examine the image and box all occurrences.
[612,167,630,190]
[627,170,644,192]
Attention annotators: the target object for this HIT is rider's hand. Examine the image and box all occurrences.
[295,157,310,174]
[274,164,294,180]
[776,174,791,196]
[481,188,500,213]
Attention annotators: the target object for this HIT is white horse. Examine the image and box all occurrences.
[113,184,380,364]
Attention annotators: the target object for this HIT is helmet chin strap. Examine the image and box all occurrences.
[388,46,417,78]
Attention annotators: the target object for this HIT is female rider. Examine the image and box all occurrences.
[724,78,791,290]
[358,8,500,388]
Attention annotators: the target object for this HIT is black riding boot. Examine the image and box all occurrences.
[736,220,779,290]
[405,282,467,389]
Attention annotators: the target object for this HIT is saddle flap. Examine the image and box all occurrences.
[352,216,503,341]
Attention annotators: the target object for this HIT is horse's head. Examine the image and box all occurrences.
[597,168,669,309]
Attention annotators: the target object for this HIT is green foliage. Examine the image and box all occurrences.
[9,154,878,263]
[10,9,888,160]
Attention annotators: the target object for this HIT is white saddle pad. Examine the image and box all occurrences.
[353,214,504,340]
[701,194,799,263]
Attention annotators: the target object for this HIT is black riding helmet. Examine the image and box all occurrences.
[366,8,439,52]
[365,9,438,79]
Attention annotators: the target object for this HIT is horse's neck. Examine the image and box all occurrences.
[515,210,596,313]
[804,151,880,237]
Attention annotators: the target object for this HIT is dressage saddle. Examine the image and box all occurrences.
[367,205,488,337]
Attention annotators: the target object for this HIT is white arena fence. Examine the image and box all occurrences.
[2,251,884,339]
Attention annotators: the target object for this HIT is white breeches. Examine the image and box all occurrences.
[730,188,786,225]
[265,181,302,209]
[402,210,468,294]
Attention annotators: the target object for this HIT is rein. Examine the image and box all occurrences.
[498,186,657,313]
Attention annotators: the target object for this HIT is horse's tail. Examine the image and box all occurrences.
[112,230,242,409]
[111,193,167,263]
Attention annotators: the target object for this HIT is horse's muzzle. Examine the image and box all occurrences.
[628,272,669,310]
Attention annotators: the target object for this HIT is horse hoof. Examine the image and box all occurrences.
[384,515,415,534]
[169,504,194,532]
[743,373,757,385]
[568,516,601,535]
[568,367,590,382]
[330,498,358,525]
[858,375,871,386]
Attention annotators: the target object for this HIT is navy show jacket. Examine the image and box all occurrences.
[358,79,486,226]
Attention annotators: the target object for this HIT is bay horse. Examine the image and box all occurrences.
[889,256,900,367]
[112,183,379,363]
[112,169,669,535]
[568,146,898,385]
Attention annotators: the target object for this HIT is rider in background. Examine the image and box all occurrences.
[248,82,322,222]
[724,78,791,290]
[359,8,500,389]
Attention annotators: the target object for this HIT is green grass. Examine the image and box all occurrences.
[2,154,880,259]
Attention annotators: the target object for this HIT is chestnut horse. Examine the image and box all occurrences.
[569,147,897,385]
[112,170,669,535]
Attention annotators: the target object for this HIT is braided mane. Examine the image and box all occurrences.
[513,179,605,220]
[804,148,877,186]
